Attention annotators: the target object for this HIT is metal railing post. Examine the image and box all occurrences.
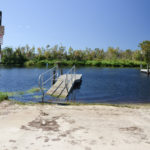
[53,68,56,85]
[41,75,44,102]
[71,68,73,83]
[38,66,58,102]
[74,65,76,80]
[65,73,68,93]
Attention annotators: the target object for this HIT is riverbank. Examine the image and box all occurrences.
[0,100,150,150]
[1,59,146,68]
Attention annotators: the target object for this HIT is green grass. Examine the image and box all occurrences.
[24,59,146,68]
[24,60,35,67]
[0,91,25,97]
[0,92,8,102]
[26,87,40,93]
[0,87,41,102]
[33,95,42,99]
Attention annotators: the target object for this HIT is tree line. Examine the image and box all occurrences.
[1,40,150,67]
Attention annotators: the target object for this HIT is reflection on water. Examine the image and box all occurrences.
[0,67,150,103]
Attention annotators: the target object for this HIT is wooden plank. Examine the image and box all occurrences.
[46,74,82,98]
[141,69,150,73]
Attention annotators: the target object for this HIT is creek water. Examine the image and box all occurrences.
[0,67,150,104]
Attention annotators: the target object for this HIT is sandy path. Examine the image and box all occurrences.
[0,101,150,150]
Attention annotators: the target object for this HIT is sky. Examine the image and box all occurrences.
[0,0,150,51]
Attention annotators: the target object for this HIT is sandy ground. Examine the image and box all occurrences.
[0,101,150,150]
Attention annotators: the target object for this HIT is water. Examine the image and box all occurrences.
[0,67,150,104]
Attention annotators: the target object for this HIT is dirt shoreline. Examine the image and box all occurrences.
[0,100,150,150]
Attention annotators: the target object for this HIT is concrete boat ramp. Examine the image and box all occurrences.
[39,66,82,101]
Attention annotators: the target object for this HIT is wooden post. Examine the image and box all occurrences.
[147,64,149,75]
[53,69,56,85]
[46,63,48,69]
[60,68,63,75]
[140,64,142,70]
[56,61,63,75]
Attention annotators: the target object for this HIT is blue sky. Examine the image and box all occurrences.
[0,0,150,51]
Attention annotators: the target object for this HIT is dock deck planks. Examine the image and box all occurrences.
[46,74,82,98]
[141,69,150,73]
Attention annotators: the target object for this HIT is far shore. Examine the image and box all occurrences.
[0,59,146,68]
[0,100,150,150]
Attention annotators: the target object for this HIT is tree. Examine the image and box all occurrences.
[68,46,74,60]
[94,48,105,60]
[139,41,150,64]
[14,48,27,65]
[106,47,119,60]
[124,49,133,60]
[132,50,142,61]
[2,47,14,64]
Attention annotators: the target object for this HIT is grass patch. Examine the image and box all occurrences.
[17,91,25,95]
[0,92,9,102]
[0,91,17,97]
[26,87,40,93]
[1,91,25,97]
[33,95,42,99]
[0,90,25,103]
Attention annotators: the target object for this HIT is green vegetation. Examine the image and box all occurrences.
[0,92,8,102]
[139,41,150,64]
[0,87,41,101]
[26,87,40,93]
[0,91,24,97]
[24,59,146,67]
[0,91,26,102]
[139,41,150,71]
[1,41,149,67]
[33,95,42,99]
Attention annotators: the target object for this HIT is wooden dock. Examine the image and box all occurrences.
[140,69,150,74]
[46,74,82,98]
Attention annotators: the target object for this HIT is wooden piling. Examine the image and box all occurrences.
[55,61,63,76]
[46,63,48,69]
[147,64,149,75]
[140,64,142,70]
[53,69,56,85]
[60,68,63,75]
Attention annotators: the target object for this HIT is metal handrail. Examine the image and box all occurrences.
[38,66,58,102]
[65,65,76,92]
[38,65,76,102]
